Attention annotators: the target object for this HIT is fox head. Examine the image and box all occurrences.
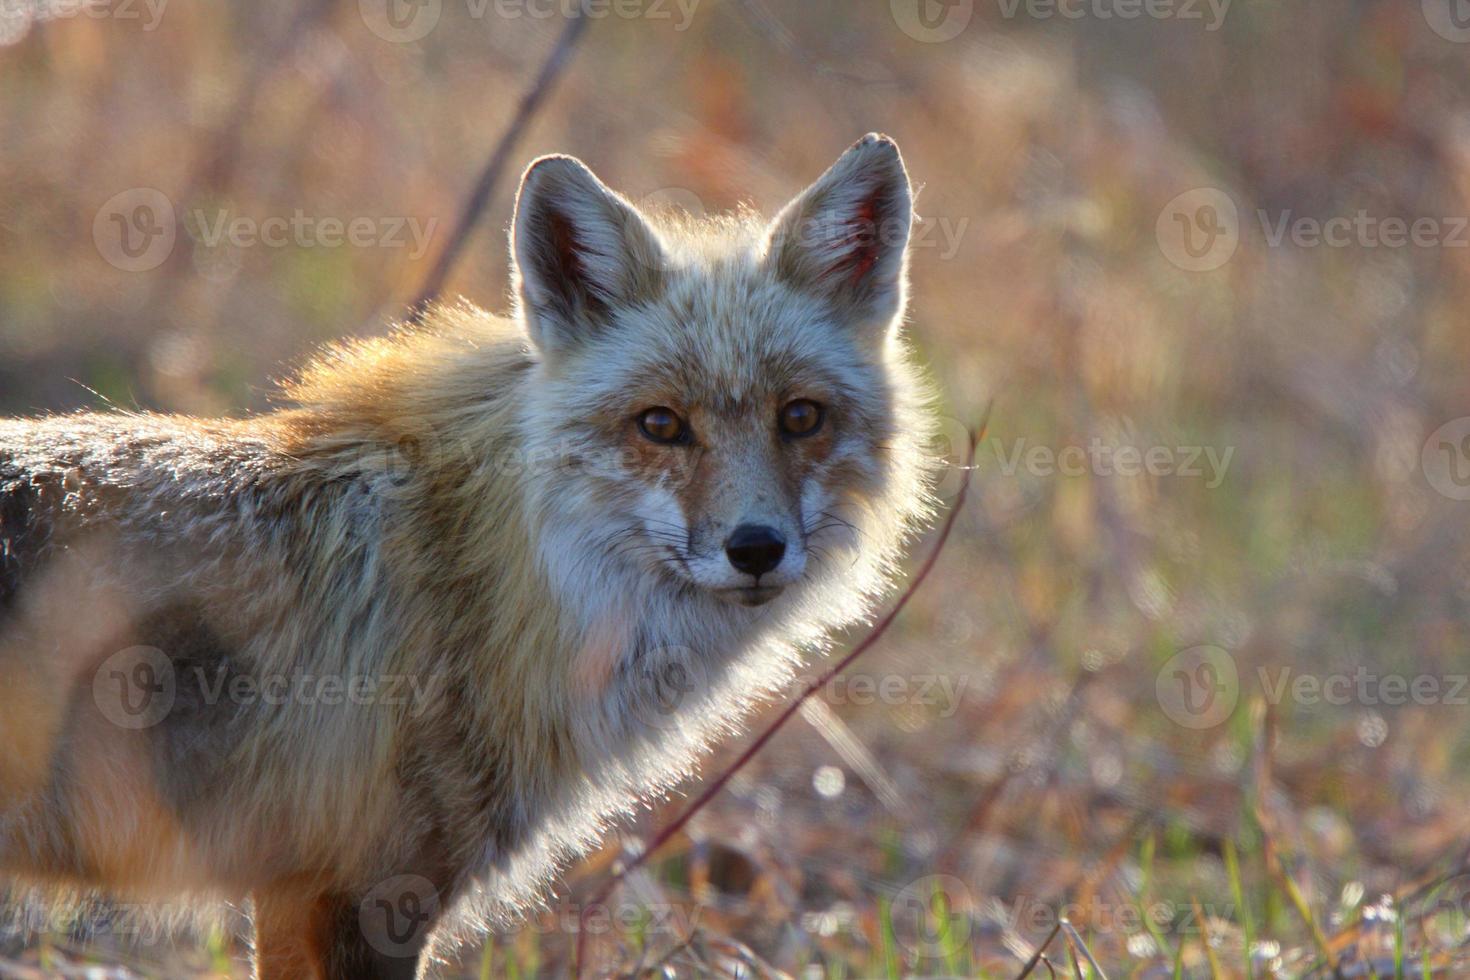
[511,134,934,614]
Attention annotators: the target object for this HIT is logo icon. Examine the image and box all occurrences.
[359,0,441,43]
[1423,418,1470,501]
[628,647,710,733]
[1420,873,1470,951]
[93,188,176,272]
[359,875,441,956]
[1424,0,1470,42]
[1156,188,1239,272]
[890,875,973,958]
[1156,645,1238,729]
[891,0,972,43]
[93,646,176,730]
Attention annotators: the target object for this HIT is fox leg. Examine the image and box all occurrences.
[254,882,439,980]
[252,888,336,980]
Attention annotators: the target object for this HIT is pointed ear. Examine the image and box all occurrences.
[764,134,914,335]
[511,155,667,356]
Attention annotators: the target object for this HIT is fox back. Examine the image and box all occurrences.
[0,134,936,978]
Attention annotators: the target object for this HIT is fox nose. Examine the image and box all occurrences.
[725,524,786,577]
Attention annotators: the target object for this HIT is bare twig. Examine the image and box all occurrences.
[407,13,589,320]
[573,408,989,977]
[1015,919,1065,980]
[149,0,341,302]
[192,0,342,195]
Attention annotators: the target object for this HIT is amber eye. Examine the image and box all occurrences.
[779,399,824,438]
[637,406,688,445]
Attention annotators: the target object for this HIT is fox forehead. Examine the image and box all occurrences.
[549,257,887,418]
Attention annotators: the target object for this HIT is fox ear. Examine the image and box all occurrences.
[764,133,914,335]
[511,155,666,355]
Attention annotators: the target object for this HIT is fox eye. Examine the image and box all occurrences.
[779,399,824,438]
[637,407,688,445]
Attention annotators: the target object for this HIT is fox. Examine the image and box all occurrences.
[0,133,937,978]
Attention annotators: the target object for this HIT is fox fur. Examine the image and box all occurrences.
[0,134,937,977]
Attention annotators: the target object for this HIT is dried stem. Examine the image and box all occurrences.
[1015,919,1066,980]
[407,12,589,321]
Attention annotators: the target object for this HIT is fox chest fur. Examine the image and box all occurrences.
[0,134,935,978]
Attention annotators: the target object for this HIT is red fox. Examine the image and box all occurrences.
[0,134,936,978]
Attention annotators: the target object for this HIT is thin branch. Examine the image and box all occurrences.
[149,0,340,303]
[193,0,342,194]
[407,12,589,321]
[573,406,990,977]
[1015,920,1066,980]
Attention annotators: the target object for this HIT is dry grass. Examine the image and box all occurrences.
[5,0,1470,976]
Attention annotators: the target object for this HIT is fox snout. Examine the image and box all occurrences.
[681,490,811,606]
[719,521,797,606]
[724,524,785,577]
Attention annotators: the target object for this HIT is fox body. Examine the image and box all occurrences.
[0,135,935,977]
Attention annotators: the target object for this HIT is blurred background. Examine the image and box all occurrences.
[5,0,1470,976]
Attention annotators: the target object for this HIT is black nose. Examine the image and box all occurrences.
[724,524,786,577]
